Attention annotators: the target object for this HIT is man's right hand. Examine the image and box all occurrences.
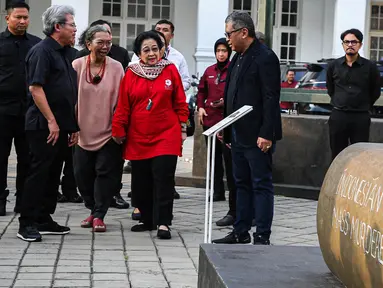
[47,119,60,146]
[198,108,207,125]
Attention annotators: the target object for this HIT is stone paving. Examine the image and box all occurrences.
[0,140,319,288]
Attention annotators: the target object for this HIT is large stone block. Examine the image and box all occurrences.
[317,143,383,288]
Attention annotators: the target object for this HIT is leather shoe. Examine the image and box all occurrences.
[253,234,270,245]
[212,230,251,244]
[216,215,235,227]
[110,195,130,209]
[131,222,156,232]
[67,194,83,203]
[123,161,132,174]
[57,192,67,203]
[157,225,171,239]
[132,209,141,221]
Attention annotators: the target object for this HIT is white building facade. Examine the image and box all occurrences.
[1,0,382,77]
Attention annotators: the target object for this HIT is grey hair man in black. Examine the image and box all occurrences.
[17,5,79,242]
[326,28,381,160]
[212,11,282,245]
[0,0,40,216]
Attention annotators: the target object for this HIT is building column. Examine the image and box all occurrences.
[332,0,368,58]
[194,0,229,77]
[50,0,89,47]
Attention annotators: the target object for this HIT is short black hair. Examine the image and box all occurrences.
[7,0,29,13]
[340,28,363,43]
[133,30,164,56]
[155,19,175,33]
[90,19,112,29]
[152,29,166,44]
[286,69,295,75]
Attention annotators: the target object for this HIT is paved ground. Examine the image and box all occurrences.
[0,139,319,288]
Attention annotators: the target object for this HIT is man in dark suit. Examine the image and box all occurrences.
[75,19,130,209]
[213,11,282,245]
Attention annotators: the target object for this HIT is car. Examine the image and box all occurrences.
[280,62,307,84]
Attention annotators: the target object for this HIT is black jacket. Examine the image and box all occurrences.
[76,44,130,70]
[223,40,282,146]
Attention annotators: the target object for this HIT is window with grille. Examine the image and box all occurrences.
[232,0,252,16]
[100,0,172,56]
[280,32,297,61]
[370,3,383,61]
[281,0,298,27]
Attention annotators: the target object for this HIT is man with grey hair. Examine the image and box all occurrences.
[17,5,79,242]
[212,11,282,245]
[255,31,265,44]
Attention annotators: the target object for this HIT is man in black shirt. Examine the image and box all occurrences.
[327,29,381,160]
[76,19,130,209]
[17,5,79,242]
[0,1,40,216]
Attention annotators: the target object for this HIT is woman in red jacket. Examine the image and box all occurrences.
[112,31,188,239]
[197,38,236,227]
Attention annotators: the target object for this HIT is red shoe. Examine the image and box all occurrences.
[80,215,94,228]
[93,218,106,232]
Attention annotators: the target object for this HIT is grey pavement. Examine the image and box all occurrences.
[0,139,319,288]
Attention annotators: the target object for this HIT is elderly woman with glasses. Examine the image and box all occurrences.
[72,25,124,232]
[112,30,188,239]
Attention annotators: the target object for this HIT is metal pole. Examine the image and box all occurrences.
[204,136,212,243]
[208,133,218,243]
[265,0,275,48]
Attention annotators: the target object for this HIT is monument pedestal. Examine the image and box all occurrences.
[198,244,344,288]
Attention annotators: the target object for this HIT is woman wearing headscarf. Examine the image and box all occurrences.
[72,25,124,232]
[197,38,236,227]
[112,31,188,239]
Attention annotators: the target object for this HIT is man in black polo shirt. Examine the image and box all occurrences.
[327,29,381,160]
[17,5,79,242]
[76,19,130,209]
[0,1,40,216]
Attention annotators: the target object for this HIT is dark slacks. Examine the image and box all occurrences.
[329,109,370,160]
[73,140,122,220]
[60,146,77,196]
[0,115,29,203]
[232,145,274,238]
[131,155,177,227]
[19,130,68,226]
[203,126,236,217]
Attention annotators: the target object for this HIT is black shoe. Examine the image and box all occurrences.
[0,189,9,216]
[37,221,70,235]
[174,191,180,200]
[157,226,171,239]
[212,230,251,244]
[57,192,68,203]
[213,195,226,202]
[216,215,235,227]
[128,191,132,198]
[110,195,130,209]
[66,194,83,203]
[131,222,156,232]
[17,226,42,242]
[253,234,270,245]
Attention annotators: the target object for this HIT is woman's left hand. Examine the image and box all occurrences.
[182,132,187,143]
[112,136,125,145]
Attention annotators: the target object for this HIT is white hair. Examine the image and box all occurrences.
[42,5,75,36]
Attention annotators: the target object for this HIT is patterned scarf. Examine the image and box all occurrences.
[129,59,173,80]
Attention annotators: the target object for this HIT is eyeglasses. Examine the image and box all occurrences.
[342,40,360,46]
[62,22,77,28]
[224,27,244,38]
[93,40,112,47]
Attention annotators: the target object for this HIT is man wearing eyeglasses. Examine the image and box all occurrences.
[212,11,281,245]
[326,29,381,160]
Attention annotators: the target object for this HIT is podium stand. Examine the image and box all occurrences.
[202,105,253,243]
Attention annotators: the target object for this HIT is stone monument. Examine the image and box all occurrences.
[317,143,383,288]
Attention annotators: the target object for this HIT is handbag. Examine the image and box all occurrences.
[186,103,195,137]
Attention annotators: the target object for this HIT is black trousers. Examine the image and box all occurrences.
[60,146,77,196]
[329,109,370,160]
[203,126,236,217]
[19,130,68,226]
[0,115,29,203]
[131,155,177,226]
[74,140,122,220]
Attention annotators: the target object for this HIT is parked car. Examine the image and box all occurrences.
[280,62,307,83]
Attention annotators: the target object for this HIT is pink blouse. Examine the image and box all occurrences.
[72,56,124,151]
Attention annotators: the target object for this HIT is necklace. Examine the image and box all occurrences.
[86,55,106,85]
